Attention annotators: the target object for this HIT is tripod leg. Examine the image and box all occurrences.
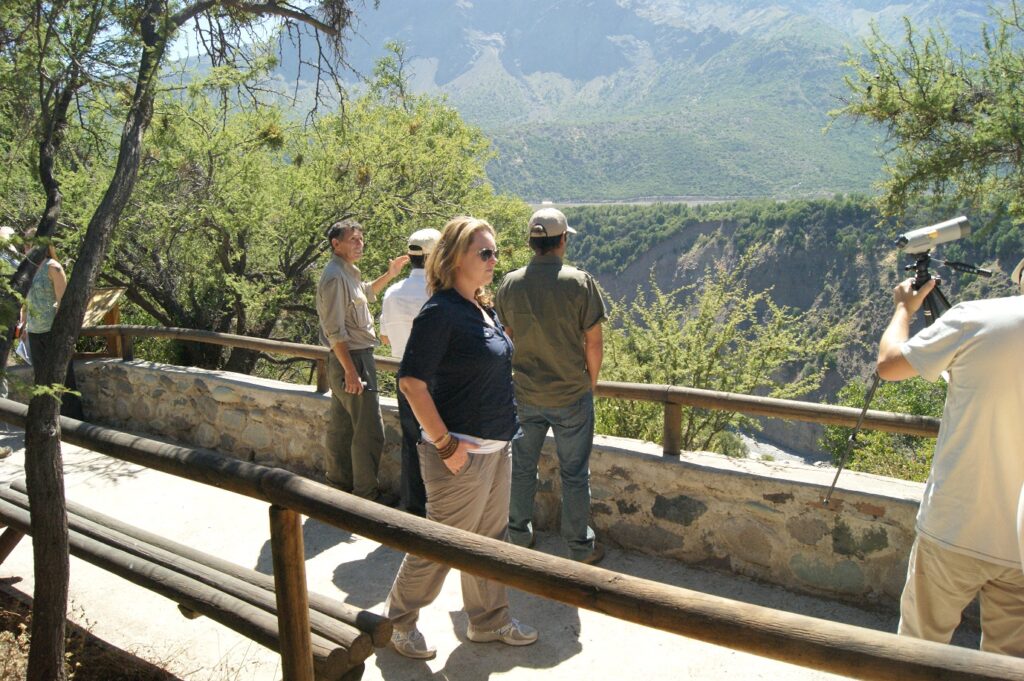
[923,293,942,326]
[823,372,881,505]
[931,285,952,316]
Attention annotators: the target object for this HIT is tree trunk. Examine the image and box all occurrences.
[18,1,349,675]
[224,345,260,374]
[24,6,168,678]
[13,48,81,681]
[23,395,68,681]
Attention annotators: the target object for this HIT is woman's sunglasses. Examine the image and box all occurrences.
[476,248,499,262]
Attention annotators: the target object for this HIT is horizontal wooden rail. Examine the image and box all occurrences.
[7,478,390,645]
[0,481,376,661]
[0,498,356,681]
[79,325,941,445]
[596,382,940,437]
[81,325,328,361]
[2,399,1018,681]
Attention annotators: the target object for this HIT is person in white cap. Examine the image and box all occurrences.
[380,227,441,516]
[495,207,607,564]
[876,256,1024,656]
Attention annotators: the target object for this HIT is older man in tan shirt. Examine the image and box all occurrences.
[316,219,408,504]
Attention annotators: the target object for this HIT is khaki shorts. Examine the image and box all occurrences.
[899,534,1024,656]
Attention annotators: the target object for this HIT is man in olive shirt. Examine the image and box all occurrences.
[316,219,408,504]
[495,207,607,564]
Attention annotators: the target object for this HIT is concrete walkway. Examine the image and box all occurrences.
[0,429,980,680]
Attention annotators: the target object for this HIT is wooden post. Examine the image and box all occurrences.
[121,333,134,361]
[663,402,682,457]
[0,527,24,563]
[315,359,328,393]
[103,307,121,357]
[269,505,315,681]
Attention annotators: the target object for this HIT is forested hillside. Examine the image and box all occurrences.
[562,197,1024,452]
[568,197,1021,297]
[315,0,999,201]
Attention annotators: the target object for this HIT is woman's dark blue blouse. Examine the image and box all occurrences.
[398,288,519,441]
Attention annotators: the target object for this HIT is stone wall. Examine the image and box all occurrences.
[69,360,404,486]
[582,439,918,606]
[60,359,921,609]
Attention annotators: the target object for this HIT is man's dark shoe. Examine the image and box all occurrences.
[509,531,535,549]
[578,542,605,566]
[375,491,400,507]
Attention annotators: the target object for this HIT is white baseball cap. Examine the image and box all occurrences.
[407,228,441,256]
[1012,256,1024,293]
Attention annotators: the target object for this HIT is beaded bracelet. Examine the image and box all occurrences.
[437,435,459,460]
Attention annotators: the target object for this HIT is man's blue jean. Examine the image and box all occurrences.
[509,391,596,560]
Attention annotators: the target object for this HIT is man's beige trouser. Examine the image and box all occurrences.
[325,349,384,499]
[900,534,1024,656]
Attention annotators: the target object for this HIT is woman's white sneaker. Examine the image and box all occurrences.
[391,628,436,659]
[466,618,538,646]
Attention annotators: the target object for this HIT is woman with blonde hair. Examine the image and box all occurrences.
[384,216,538,659]
[24,230,84,419]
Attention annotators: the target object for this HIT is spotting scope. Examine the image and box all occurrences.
[895,216,970,254]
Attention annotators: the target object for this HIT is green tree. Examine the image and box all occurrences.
[834,1,1024,222]
[597,257,850,455]
[92,48,529,376]
[1,2,362,678]
[820,377,945,482]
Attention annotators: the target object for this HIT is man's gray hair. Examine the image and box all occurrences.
[325,218,363,244]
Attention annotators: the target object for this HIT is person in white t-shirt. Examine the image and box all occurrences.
[877,258,1024,657]
[380,228,441,517]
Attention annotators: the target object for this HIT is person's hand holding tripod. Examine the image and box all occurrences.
[878,277,937,381]
[895,276,938,313]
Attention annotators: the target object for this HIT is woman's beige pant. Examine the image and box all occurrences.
[385,442,512,633]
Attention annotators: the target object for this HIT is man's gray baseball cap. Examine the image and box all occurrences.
[528,207,576,237]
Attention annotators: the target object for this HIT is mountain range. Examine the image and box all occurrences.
[296,0,999,202]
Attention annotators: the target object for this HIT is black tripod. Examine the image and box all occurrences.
[822,251,991,505]
[908,252,952,323]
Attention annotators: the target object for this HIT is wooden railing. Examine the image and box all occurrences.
[78,324,940,457]
[0,400,1018,681]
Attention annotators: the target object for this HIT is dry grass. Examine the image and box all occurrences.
[0,616,30,680]
[0,590,180,681]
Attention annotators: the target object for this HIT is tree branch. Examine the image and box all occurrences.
[223,1,339,37]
